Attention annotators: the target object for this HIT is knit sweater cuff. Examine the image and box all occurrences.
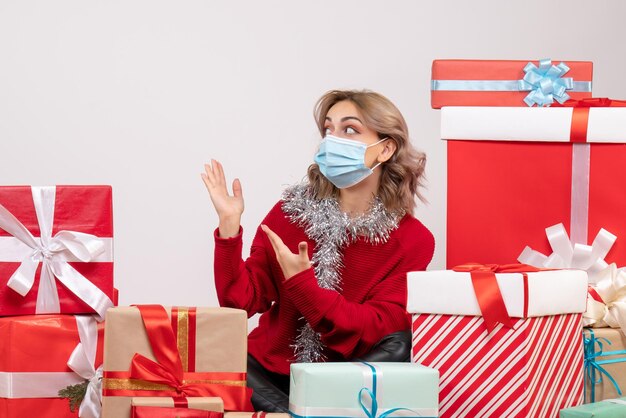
[213,227,243,246]
[283,268,334,327]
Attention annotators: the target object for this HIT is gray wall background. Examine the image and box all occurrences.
[1,1,625,325]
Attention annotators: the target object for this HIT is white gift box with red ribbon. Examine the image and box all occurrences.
[408,268,587,417]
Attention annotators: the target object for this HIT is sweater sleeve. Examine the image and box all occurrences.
[282,223,435,359]
[213,204,281,317]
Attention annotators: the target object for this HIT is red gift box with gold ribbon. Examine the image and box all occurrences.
[0,314,104,418]
[0,185,115,318]
[102,305,253,418]
[441,98,626,270]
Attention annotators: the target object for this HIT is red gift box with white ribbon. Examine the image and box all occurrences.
[0,185,114,318]
[0,314,104,418]
[442,99,626,272]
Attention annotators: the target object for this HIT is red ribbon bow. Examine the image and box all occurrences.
[553,98,626,143]
[452,263,541,332]
[129,305,253,411]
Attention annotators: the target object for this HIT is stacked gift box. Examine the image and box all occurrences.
[415,58,626,416]
[0,186,115,418]
[0,187,261,418]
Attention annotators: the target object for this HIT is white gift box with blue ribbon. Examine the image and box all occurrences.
[289,362,438,418]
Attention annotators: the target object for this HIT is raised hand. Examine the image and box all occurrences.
[261,224,311,280]
[201,159,244,238]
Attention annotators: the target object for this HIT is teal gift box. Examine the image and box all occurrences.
[289,362,439,418]
[560,397,626,417]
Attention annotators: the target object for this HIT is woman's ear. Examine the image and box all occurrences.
[377,138,397,163]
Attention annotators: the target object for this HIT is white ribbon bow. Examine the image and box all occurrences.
[0,186,113,319]
[518,223,616,284]
[67,316,103,418]
[583,263,626,335]
[0,316,103,418]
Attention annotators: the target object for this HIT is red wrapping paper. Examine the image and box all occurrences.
[446,104,626,268]
[412,313,584,417]
[0,314,104,418]
[0,185,114,316]
[132,406,223,418]
[431,59,593,108]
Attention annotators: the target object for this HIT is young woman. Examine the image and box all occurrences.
[202,90,435,412]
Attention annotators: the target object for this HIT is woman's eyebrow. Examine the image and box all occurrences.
[325,116,363,123]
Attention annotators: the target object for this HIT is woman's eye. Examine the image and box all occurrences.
[346,127,357,134]
[324,127,331,135]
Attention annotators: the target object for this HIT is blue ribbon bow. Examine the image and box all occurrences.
[584,329,626,403]
[358,362,424,418]
[518,58,574,107]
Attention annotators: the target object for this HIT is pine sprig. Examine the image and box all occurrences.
[58,381,88,412]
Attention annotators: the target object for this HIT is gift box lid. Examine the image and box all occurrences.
[407,269,588,317]
[431,59,593,108]
[289,362,438,418]
[559,397,626,417]
[441,105,626,144]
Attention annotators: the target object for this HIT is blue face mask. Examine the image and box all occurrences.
[314,135,388,189]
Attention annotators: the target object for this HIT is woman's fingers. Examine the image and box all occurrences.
[298,241,308,258]
[261,224,284,255]
[232,178,242,198]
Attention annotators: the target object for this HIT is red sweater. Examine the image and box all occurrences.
[214,200,435,375]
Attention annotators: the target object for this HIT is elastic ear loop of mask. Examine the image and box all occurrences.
[368,137,389,170]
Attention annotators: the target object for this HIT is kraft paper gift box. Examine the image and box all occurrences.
[0,314,104,418]
[560,397,626,417]
[131,397,224,418]
[0,185,115,318]
[408,266,588,418]
[441,99,626,271]
[430,58,593,108]
[102,305,253,418]
[289,362,439,418]
[224,413,290,418]
[584,328,626,403]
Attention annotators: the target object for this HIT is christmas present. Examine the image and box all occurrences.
[224,414,290,418]
[442,98,626,270]
[102,305,253,418]
[289,362,439,418]
[131,397,223,418]
[0,185,114,318]
[431,58,592,108]
[583,264,626,333]
[0,314,104,418]
[560,397,626,417]
[408,265,588,417]
[584,328,626,403]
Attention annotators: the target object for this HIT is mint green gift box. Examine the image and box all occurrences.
[560,397,626,417]
[289,362,439,418]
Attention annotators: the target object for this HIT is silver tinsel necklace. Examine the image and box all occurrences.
[281,183,402,363]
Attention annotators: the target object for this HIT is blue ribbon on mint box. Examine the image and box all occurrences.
[289,362,436,418]
[430,58,592,107]
[584,328,626,403]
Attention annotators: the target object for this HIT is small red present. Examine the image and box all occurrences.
[0,185,114,318]
[0,314,104,418]
[431,58,593,108]
[131,396,224,418]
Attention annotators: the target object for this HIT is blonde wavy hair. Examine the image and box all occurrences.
[308,89,427,215]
